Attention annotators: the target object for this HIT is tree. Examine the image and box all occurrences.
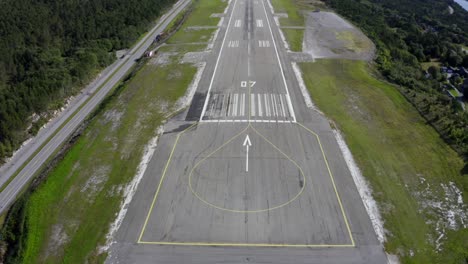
[428,65,441,80]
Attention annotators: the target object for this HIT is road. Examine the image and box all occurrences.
[107,0,389,263]
[0,0,191,213]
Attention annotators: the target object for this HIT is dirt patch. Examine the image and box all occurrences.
[80,166,110,199]
[303,11,375,60]
[180,51,209,64]
[149,52,177,66]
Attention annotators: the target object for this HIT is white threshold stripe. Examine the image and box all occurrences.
[258,94,263,117]
[279,94,286,118]
[200,119,292,123]
[264,94,270,117]
[251,94,256,117]
[233,93,238,116]
[272,94,278,117]
[227,93,232,116]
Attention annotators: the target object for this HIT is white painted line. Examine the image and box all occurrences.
[243,135,252,172]
[258,40,270,47]
[227,93,232,116]
[228,40,239,47]
[272,94,278,117]
[199,0,240,121]
[273,94,281,117]
[258,94,263,117]
[264,94,270,117]
[279,94,286,118]
[251,94,256,117]
[209,94,217,117]
[232,94,239,116]
[256,19,264,27]
[241,93,245,116]
[235,19,241,28]
[200,119,291,123]
[260,0,296,122]
[221,94,228,117]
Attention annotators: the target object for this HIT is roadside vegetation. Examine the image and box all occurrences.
[300,59,468,263]
[0,0,226,262]
[0,0,177,163]
[282,29,303,52]
[325,0,468,158]
[271,0,468,262]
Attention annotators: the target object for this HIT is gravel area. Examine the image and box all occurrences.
[303,11,375,61]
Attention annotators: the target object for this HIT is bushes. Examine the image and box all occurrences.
[325,0,468,158]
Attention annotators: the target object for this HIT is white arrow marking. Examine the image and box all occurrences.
[243,135,252,172]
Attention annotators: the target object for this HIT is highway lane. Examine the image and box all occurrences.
[107,0,389,263]
[0,0,191,213]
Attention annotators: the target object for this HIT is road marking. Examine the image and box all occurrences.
[200,119,292,123]
[139,241,354,247]
[259,0,296,122]
[258,94,263,117]
[138,122,198,243]
[228,40,240,47]
[256,19,263,27]
[199,0,240,121]
[251,94,256,116]
[235,19,241,27]
[227,94,232,116]
[264,94,270,117]
[241,93,246,116]
[279,94,286,118]
[233,93,238,116]
[296,122,356,247]
[273,94,280,117]
[243,135,252,172]
[258,40,270,47]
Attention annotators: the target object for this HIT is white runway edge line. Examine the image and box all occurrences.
[101,126,164,257]
[199,0,239,121]
[260,0,296,122]
[291,62,320,111]
[332,129,385,244]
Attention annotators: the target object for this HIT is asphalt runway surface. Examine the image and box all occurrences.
[108,0,388,262]
[0,0,192,213]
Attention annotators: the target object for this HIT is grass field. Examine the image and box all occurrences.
[1,0,226,262]
[270,0,305,26]
[282,28,303,52]
[20,48,197,263]
[167,0,227,45]
[299,59,468,263]
[421,60,442,71]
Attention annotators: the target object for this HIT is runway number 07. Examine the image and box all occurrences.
[241,81,256,88]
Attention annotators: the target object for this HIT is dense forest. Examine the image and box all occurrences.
[324,0,468,157]
[0,0,175,162]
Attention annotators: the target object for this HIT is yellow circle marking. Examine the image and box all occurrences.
[188,123,306,213]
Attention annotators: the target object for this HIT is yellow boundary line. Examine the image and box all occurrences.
[138,241,354,247]
[296,122,356,247]
[137,122,198,242]
[138,121,355,247]
[187,123,306,213]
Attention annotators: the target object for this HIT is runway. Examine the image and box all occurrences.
[107,0,388,262]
